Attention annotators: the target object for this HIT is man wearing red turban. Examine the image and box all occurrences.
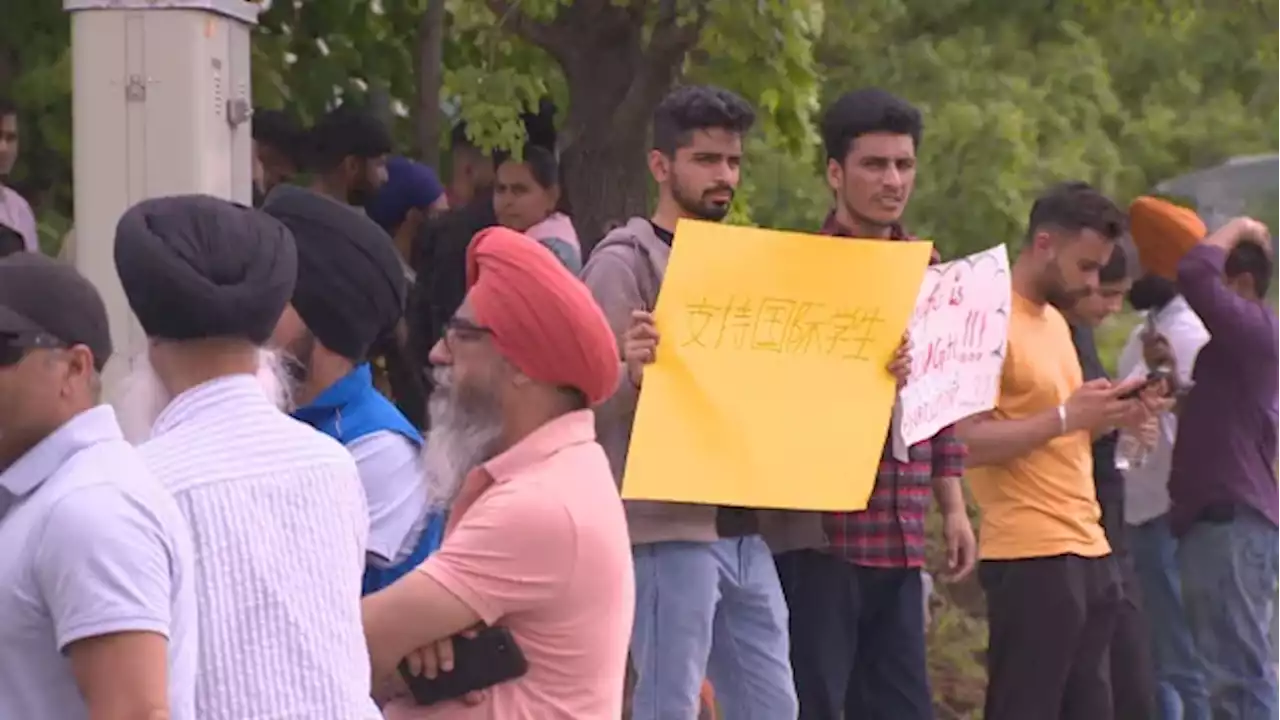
[362,227,634,719]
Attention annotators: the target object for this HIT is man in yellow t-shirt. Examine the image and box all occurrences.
[957,182,1152,720]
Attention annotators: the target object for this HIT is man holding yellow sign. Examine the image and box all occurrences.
[583,85,800,720]
[761,89,974,720]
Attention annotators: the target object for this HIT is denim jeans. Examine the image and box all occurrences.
[630,536,798,720]
[1130,515,1211,720]
[1178,509,1279,720]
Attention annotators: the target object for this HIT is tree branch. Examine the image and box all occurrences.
[484,0,563,50]
[416,0,446,166]
[647,0,707,58]
[610,0,711,137]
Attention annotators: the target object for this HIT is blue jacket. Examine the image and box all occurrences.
[293,364,444,595]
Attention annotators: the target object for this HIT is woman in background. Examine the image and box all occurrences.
[493,99,581,272]
[494,144,581,273]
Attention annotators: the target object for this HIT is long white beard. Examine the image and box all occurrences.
[421,370,504,513]
[111,348,295,445]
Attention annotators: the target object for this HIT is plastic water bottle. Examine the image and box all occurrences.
[1115,431,1147,471]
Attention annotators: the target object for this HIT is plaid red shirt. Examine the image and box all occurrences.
[817,212,966,568]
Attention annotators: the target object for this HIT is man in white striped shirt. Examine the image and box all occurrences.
[109,195,380,720]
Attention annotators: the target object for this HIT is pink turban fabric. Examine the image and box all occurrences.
[465,227,620,406]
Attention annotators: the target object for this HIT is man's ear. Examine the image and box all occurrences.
[1031,229,1056,255]
[647,149,670,184]
[62,345,96,397]
[341,155,362,182]
[826,158,843,193]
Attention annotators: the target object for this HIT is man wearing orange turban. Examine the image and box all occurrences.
[362,227,634,719]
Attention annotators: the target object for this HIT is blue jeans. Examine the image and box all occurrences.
[1179,509,1279,720]
[1130,515,1211,720]
[630,536,798,720]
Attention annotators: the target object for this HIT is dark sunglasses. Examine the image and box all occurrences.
[0,331,66,367]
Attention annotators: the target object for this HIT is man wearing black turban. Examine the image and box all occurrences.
[262,185,444,596]
[110,194,381,719]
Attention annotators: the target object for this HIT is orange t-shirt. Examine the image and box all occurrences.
[967,293,1111,560]
[384,410,635,720]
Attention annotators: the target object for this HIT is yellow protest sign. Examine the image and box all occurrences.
[622,219,933,511]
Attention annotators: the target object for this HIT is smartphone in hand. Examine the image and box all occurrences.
[397,626,528,707]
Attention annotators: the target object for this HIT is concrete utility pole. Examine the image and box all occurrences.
[62,0,260,392]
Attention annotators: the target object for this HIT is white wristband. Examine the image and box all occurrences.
[1057,404,1068,435]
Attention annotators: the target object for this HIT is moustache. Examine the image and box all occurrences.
[431,368,453,393]
[703,185,735,201]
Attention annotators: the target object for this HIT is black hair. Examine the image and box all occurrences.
[450,121,476,152]
[821,88,922,163]
[651,85,756,156]
[252,109,304,166]
[308,103,392,172]
[1025,181,1126,245]
[1225,241,1273,297]
[1128,274,1178,311]
[1099,242,1129,283]
[522,97,558,151]
[0,224,25,258]
[493,98,560,188]
[0,96,15,120]
[495,145,559,189]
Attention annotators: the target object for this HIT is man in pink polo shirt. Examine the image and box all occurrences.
[363,226,634,719]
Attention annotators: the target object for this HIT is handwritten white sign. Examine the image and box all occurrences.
[897,244,1011,447]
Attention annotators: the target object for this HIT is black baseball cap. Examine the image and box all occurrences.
[0,253,113,370]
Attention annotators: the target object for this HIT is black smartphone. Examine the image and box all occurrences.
[1118,370,1169,400]
[397,626,529,706]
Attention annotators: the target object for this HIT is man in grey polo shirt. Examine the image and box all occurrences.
[0,253,197,719]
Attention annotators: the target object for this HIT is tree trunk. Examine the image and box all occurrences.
[555,15,653,252]
[483,0,710,254]
[416,0,446,167]
[560,123,650,253]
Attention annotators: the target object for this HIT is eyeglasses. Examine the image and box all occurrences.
[441,317,493,350]
[0,331,65,367]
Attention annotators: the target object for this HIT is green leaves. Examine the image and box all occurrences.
[0,0,1275,256]
[747,0,1280,256]
[688,0,822,155]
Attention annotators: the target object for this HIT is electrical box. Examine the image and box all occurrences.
[63,0,259,391]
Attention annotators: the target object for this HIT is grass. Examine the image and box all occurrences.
[926,310,1141,719]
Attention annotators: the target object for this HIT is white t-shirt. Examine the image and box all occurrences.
[1117,296,1210,525]
[0,405,197,720]
[0,185,38,251]
[348,430,429,566]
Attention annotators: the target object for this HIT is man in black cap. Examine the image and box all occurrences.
[0,253,197,720]
[252,108,304,205]
[110,194,380,719]
[263,185,443,597]
[308,103,392,207]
